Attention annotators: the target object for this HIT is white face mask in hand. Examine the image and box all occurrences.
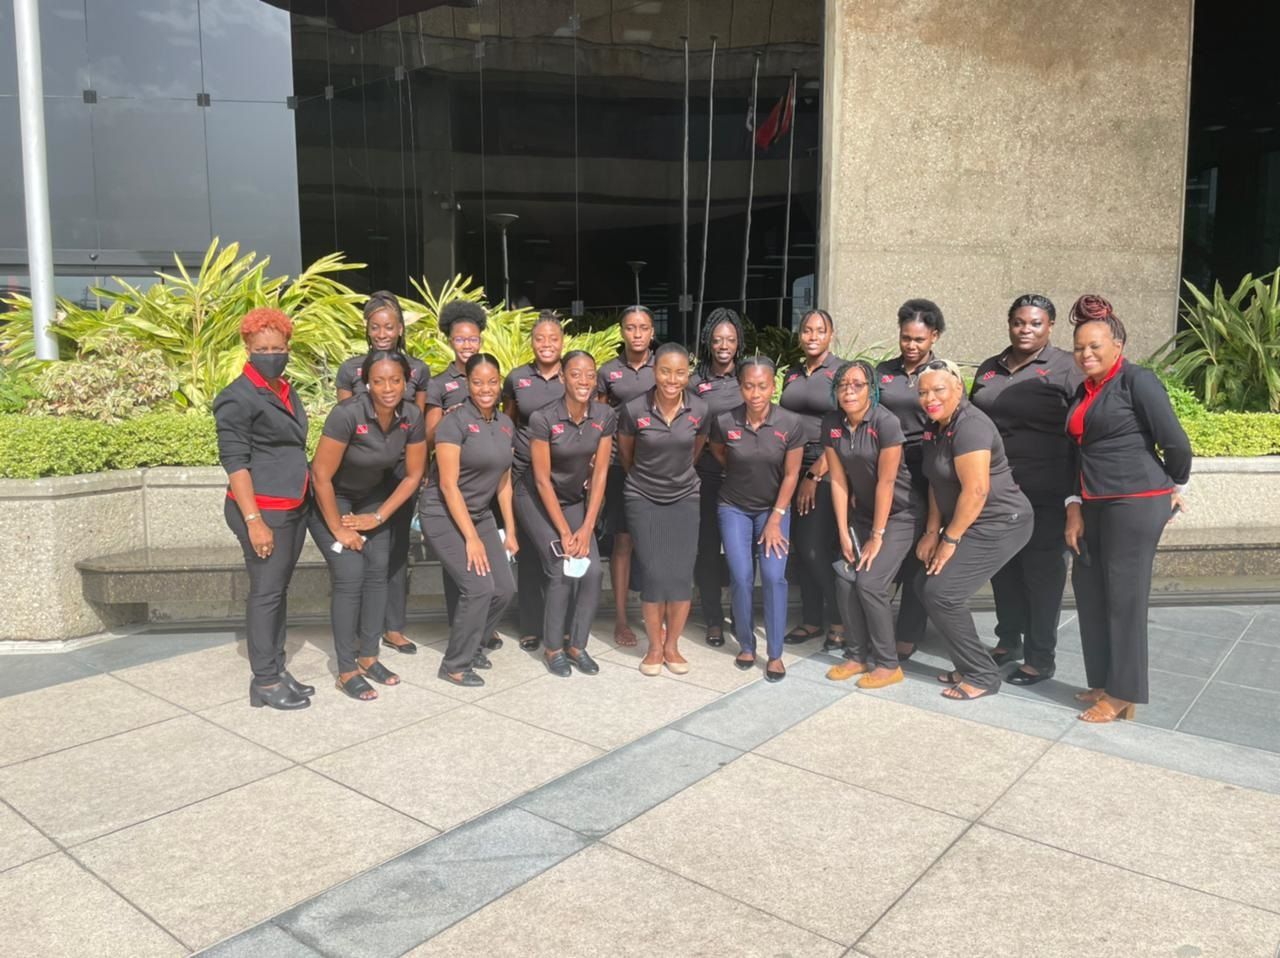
[563,555,591,579]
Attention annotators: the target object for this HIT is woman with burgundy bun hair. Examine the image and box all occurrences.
[1064,295,1192,724]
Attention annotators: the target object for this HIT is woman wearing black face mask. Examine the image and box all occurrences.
[213,308,314,711]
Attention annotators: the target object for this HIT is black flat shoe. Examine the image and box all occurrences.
[822,633,845,653]
[734,655,756,671]
[544,651,572,677]
[336,673,377,701]
[382,636,418,655]
[438,665,485,687]
[764,661,786,683]
[1007,668,1053,686]
[519,635,542,652]
[280,670,315,697]
[783,626,822,645]
[896,642,917,661]
[249,680,310,710]
[483,634,504,650]
[360,661,400,685]
[705,630,725,647]
[990,646,1023,666]
[567,649,600,675]
[471,650,493,670]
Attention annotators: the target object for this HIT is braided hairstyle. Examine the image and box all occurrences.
[1069,294,1125,344]
[532,308,563,336]
[363,291,407,352]
[830,359,880,409]
[697,307,745,378]
[737,352,776,383]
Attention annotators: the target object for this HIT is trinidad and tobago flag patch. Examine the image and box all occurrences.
[829,428,842,439]
[355,424,369,435]
[518,378,532,388]
[444,380,459,392]
[636,416,651,428]
[696,382,713,393]
[551,423,566,436]
[609,370,624,381]
[467,423,481,433]
[982,370,997,381]
[881,374,894,384]
[727,429,742,441]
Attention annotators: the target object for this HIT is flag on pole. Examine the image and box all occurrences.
[753,74,796,150]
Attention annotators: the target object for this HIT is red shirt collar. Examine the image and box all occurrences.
[1083,355,1123,397]
[243,362,294,411]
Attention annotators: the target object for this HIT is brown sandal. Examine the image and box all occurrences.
[1075,688,1106,705]
[1078,698,1136,723]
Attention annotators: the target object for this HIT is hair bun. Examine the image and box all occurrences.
[1069,294,1114,326]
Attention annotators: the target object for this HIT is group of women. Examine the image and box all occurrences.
[214,288,1191,726]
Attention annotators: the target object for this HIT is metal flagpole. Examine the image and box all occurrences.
[777,71,797,327]
[693,35,718,345]
[13,0,58,360]
[680,36,690,341]
[740,52,761,319]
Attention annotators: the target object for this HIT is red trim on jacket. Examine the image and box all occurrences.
[227,363,309,511]
[1070,357,1173,501]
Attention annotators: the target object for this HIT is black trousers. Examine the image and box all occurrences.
[382,491,417,634]
[694,470,727,628]
[788,467,841,628]
[1073,494,1171,704]
[423,505,516,673]
[516,546,549,638]
[990,503,1069,672]
[893,464,930,648]
[836,510,919,670]
[917,513,1033,692]
[308,492,392,674]
[514,486,604,650]
[224,498,308,685]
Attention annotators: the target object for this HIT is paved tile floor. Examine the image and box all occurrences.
[0,605,1277,957]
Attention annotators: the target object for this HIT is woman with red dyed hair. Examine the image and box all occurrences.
[1064,295,1192,723]
[213,307,315,711]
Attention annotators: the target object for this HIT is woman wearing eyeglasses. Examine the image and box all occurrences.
[916,360,1032,702]
[823,360,923,690]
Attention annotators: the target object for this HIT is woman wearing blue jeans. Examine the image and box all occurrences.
[708,357,806,682]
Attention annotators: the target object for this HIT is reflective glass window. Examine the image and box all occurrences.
[86,0,201,99]
[200,0,293,102]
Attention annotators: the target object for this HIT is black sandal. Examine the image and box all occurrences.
[784,625,822,645]
[822,631,845,653]
[381,635,418,655]
[936,670,962,685]
[336,673,377,701]
[360,661,400,686]
[705,628,725,648]
[941,683,997,701]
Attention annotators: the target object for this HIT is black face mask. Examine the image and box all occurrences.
[250,352,289,380]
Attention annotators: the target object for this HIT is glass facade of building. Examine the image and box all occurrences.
[0,1,823,340]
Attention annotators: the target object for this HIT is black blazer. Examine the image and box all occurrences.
[212,372,310,501]
[1066,361,1191,500]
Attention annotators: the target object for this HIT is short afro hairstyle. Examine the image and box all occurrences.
[438,300,488,335]
[239,307,292,341]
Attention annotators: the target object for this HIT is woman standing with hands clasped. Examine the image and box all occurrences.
[419,353,518,687]
[916,360,1032,701]
[310,351,427,700]
[823,360,923,690]
[618,342,709,676]
[778,309,845,649]
[1064,295,1191,723]
[214,308,314,710]
[335,292,430,656]
[708,355,805,681]
[516,350,615,677]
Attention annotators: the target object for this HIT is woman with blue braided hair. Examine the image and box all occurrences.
[822,360,924,689]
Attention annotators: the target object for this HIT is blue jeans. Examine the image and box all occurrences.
[718,503,791,660]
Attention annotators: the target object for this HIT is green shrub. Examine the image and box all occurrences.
[1183,412,1280,457]
[33,334,178,421]
[0,362,38,413]
[1153,267,1280,412]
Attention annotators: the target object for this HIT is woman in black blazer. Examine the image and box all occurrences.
[213,308,314,711]
[1064,295,1192,723]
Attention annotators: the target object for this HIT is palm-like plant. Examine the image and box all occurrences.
[1154,269,1280,413]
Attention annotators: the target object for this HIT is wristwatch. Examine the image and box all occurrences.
[374,512,385,524]
[804,470,822,482]
[939,529,961,546]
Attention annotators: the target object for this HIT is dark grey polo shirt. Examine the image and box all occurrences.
[424,399,515,518]
[618,389,710,504]
[503,362,566,478]
[922,403,1029,525]
[821,404,918,522]
[779,352,845,466]
[710,403,805,513]
[424,362,469,412]
[525,399,617,505]
[875,353,937,473]
[336,354,430,403]
[969,344,1083,505]
[690,367,742,478]
[597,351,656,408]
[320,394,426,499]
